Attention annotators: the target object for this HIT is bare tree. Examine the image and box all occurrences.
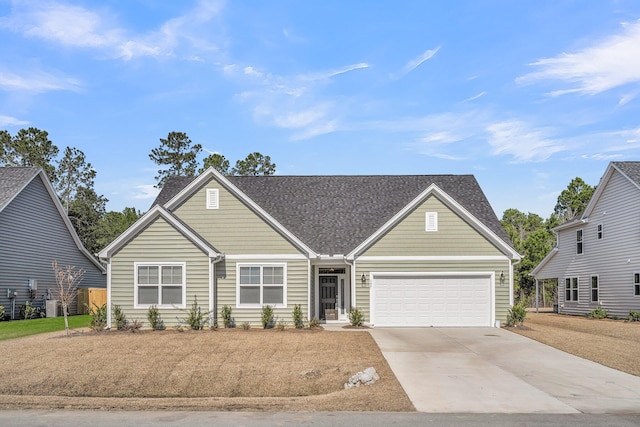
[52,261,85,335]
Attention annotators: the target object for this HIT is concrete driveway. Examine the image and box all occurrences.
[369,327,640,414]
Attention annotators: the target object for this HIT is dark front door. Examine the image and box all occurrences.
[320,276,337,320]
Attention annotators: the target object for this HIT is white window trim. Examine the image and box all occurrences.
[236,263,288,308]
[576,229,583,255]
[134,262,187,309]
[206,188,219,209]
[425,212,438,232]
[590,275,599,303]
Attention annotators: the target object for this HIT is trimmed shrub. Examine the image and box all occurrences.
[506,301,527,327]
[261,305,274,329]
[87,303,107,331]
[221,304,235,328]
[292,304,304,329]
[113,304,128,330]
[588,307,608,319]
[147,305,165,330]
[348,307,365,327]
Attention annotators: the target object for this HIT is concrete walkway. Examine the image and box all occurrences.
[369,327,640,414]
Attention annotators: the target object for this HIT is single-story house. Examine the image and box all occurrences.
[532,161,640,317]
[0,167,106,319]
[98,168,520,328]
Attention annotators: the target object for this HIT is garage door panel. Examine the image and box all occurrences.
[373,275,491,327]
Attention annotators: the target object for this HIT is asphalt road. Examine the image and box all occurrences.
[1,411,640,426]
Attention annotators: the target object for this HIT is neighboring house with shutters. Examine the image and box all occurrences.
[0,167,106,319]
[532,161,640,318]
[98,168,520,328]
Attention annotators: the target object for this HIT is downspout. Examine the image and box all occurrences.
[210,254,225,327]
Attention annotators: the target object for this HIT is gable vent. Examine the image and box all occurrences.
[206,189,219,209]
[426,212,438,232]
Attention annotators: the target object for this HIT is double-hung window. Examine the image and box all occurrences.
[634,273,640,297]
[237,264,286,307]
[135,263,186,308]
[597,224,603,240]
[576,229,583,254]
[591,276,599,302]
[565,277,578,302]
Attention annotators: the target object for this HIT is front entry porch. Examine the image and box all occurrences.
[315,266,351,322]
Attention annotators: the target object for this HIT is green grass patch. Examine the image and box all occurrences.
[0,315,90,341]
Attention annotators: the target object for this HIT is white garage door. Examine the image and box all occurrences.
[372,274,492,327]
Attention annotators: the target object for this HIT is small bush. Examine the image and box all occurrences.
[184,296,208,330]
[628,311,640,322]
[0,305,4,319]
[309,317,320,329]
[348,307,365,327]
[147,305,165,330]
[292,304,304,329]
[276,319,287,331]
[112,304,128,330]
[588,307,608,319]
[126,319,143,332]
[241,321,251,331]
[506,301,527,327]
[221,304,235,328]
[87,303,107,331]
[261,305,274,329]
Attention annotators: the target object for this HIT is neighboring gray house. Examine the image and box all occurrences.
[532,161,640,317]
[99,168,520,328]
[0,167,105,319]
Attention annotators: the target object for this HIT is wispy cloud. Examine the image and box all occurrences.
[461,91,487,103]
[132,184,159,200]
[403,47,440,74]
[517,19,640,96]
[486,120,566,162]
[0,68,81,93]
[229,61,370,140]
[0,115,29,127]
[0,0,225,61]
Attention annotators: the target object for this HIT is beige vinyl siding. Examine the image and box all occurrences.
[362,195,503,257]
[354,259,511,324]
[540,170,640,317]
[110,217,210,327]
[173,176,303,255]
[214,258,309,327]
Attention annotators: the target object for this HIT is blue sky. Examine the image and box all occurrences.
[1,1,640,219]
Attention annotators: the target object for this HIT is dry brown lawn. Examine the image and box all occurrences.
[0,327,414,412]
[509,312,640,377]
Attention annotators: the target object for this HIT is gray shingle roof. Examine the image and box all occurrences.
[153,174,512,255]
[613,161,640,185]
[0,167,40,212]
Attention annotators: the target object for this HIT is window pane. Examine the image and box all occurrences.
[138,286,158,304]
[240,267,261,284]
[162,286,182,305]
[162,266,182,284]
[138,266,159,285]
[635,273,639,284]
[565,288,571,300]
[592,290,598,302]
[572,289,578,301]
[240,286,260,304]
[263,286,283,304]
[263,266,283,284]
